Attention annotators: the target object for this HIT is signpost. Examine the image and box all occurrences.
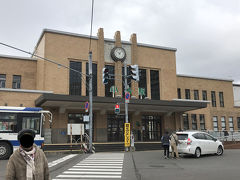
[124,123,131,147]
[125,92,130,103]
[85,101,89,112]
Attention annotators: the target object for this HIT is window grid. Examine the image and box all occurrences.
[211,91,216,107]
[183,114,189,130]
[219,92,224,107]
[191,114,197,130]
[202,90,207,100]
[0,74,6,88]
[194,90,199,100]
[86,63,97,96]
[139,69,147,99]
[221,116,226,130]
[69,61,82,95]
[105,65,115,97]
[237,117,240,130]
[199,114,205,130]
[177,88,181,99]
[228,117,234,131]
[213,116,218,131]
[12,75,21,89]
[185,89,190,99]
[150,70,160,100]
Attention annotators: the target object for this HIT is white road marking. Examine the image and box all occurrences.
[48,154,78,168]
[57,174,121,178]
[55,153,124,179]
[68,168,122,171]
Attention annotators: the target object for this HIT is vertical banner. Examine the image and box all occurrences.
[124,123,131,147]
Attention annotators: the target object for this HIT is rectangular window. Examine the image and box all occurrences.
[12,75,21,89]
[177,88,181,99]
[213,116,218,131]
[138,69,147,99]
[0,74,6,88]
[200,114,205,130]
[0,113,17,132]
[122,66,132,98]
[194,90,199,100]
[219,92,224,107]
[185,89,190,99]
[221,116,226,130]
[191,114,197,130]
[237,117,240,130]
[86,63,97,96]
[69,61,82,95]
[228,117,234,131]
[183,114,189,130]
[150,70,160,100]
[202,90,207,100]
[105,65,115,97]
[211,91,216,107]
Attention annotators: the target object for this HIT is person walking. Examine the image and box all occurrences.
[6,129,49,180]
[170,131,180,159]
[161,131,170,159]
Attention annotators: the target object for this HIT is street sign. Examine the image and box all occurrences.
[85,101,89,112]
[124,123,130,147]
[125,92,130,103]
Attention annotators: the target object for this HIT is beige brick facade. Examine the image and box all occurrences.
[1,28,239,143]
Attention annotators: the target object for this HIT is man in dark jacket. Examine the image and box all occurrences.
[6,129,49,180]
[161,131,170,159]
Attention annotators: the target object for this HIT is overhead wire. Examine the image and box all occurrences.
[0,42,90,90]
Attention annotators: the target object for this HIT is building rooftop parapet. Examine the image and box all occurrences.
[0,88,53,94]
[177,74,234,82]
[0,54,36,61]
[34,28,177,54]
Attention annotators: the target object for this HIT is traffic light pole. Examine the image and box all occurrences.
[88,51,93,153]
[124,59,129,152]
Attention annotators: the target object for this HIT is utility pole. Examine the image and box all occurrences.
[124,59,129,152]
[88,51,93,153]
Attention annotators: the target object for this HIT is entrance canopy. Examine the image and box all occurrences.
[35,94,208,113]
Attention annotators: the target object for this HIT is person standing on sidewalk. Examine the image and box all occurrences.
[170,132,180,159]
[6,129,49,180]
[161,131,170,159]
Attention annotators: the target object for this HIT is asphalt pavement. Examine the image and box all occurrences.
[1,149,240,180]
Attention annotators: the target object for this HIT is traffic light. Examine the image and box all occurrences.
[102,67,109,84]
[115,104,120,114]
[130,65,139,81]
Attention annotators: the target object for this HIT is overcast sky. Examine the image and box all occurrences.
[1,0,240,83]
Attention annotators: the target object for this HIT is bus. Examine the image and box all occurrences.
[0,106,52,160]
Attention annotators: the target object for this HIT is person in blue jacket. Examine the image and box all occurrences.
[161,131,170,159]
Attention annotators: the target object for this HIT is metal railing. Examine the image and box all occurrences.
[205,130,240,142]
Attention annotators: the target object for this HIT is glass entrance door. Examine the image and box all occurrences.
[107,114,125,142]
[142,115,162,141]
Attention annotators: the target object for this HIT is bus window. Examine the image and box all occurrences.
[0,113,17,133]
[22,116,40,134]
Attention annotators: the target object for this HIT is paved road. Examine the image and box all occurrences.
[1,149,240,180]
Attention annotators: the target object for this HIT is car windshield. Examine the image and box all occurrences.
[177,133,188,140]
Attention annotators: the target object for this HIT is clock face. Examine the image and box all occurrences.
[111,47,126,62]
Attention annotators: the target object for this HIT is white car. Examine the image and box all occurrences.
[176,131,224,158]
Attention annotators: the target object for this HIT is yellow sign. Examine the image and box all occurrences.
[124,123,130,147]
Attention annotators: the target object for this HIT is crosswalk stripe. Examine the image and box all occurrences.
[76,163,123,166]
[73,165,122,168]
[63,171,122,175]
[57,174,121,178]
[68,168,122,171]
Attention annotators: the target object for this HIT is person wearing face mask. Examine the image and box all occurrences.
[6,129,49,180]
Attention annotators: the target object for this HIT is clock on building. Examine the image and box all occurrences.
[110,47,126,62]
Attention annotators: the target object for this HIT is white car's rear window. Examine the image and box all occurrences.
[177,134,188,140]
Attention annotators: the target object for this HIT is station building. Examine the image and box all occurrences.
[0,28,240,143]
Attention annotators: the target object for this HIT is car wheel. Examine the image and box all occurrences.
[216,146,223,156]
[0,142,12,160]
[195,147,201,158]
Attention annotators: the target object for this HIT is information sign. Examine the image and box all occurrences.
[124,123,131,147]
